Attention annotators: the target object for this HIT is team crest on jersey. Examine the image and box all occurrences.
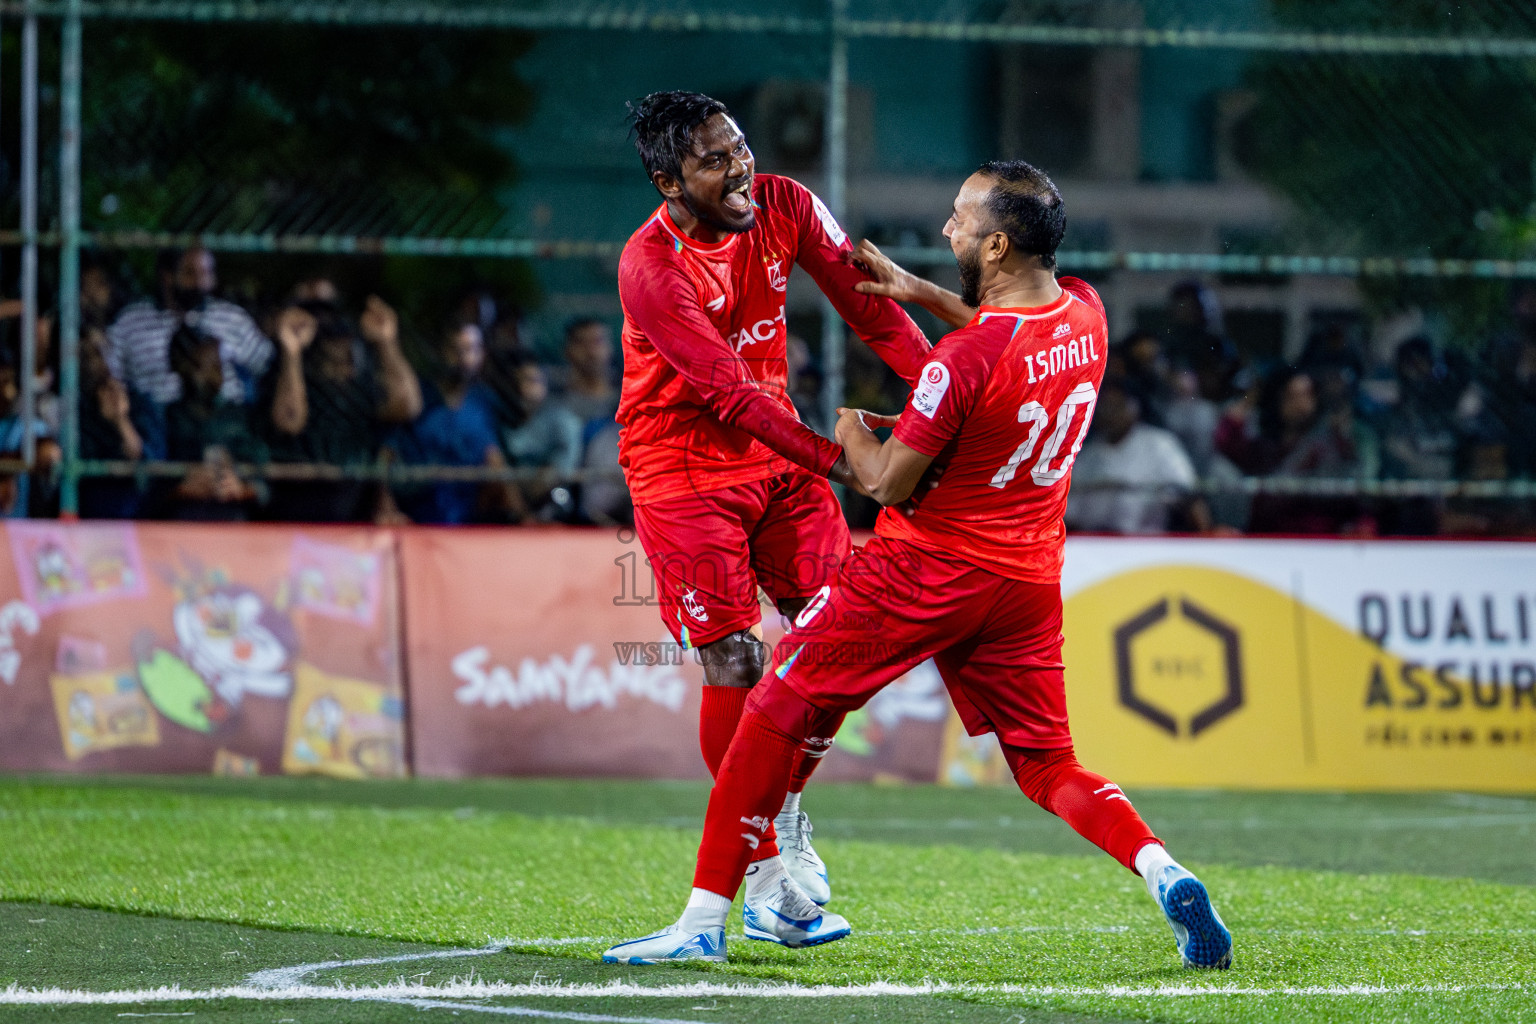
[765,256,788,292]
[681,587,709,622]
[912,361,950,419]
[1052,322,1072,338]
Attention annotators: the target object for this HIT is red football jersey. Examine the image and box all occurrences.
[880,278,1109,583]
[617,173,930,505]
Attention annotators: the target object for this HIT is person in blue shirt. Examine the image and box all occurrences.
[382,319,519,525]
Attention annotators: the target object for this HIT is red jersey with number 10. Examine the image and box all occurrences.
[880,278,1108,583]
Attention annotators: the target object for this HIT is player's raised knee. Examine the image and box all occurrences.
[699,629,765,688]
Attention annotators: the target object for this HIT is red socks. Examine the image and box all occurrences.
[701,684,833,794]
[1001,744,1160,872]
[699,685,751,777]
[788,738,829,794]
[693,709,799,896]
[692,679,846,898]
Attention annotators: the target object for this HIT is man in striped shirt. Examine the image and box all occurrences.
[107,247,273,406]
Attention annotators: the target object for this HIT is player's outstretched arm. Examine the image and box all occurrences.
[848,240,975,331]
[783,180,932,384]
[833,406,933,506]
[619,251,844,479]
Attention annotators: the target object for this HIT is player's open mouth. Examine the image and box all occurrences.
[722,178,752,213]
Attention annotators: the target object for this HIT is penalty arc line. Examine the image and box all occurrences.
[246,941,514,989]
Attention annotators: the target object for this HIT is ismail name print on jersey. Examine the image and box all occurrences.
[1024,330,1101,383]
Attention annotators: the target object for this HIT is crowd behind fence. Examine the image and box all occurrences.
[2,1,1534,539]
[2,244,1534,539]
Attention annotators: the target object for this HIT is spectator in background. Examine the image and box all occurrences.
[1377,337,1459,535]
[264,296,423,522]
[1162,349,1230,478]
[383,319,520,525]
[1298,322,1365,387]
[81,252,128,331]
[1482,282,1536,480]
[499,357,582,521]
[578,416,632,527]
[1067,378,1202,535]
[456,287,501,346]
[1440,422,1533,537]
[1216,365,1372,534]
[1116,329,1171,427]
[79,325,164,519]
[108,246,273,406]
[785,333,826,435]
[1162,280,1235,370]
[289,274,343,308]
[557,317,620,427]
[161,324,268,521]
[0,345,60,518]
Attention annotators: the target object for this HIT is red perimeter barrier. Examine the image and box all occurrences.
[0,523,947,782]
[0,522,404,778]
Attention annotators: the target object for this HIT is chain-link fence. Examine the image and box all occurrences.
[1,0,1534,535]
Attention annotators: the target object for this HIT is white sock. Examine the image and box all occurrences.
[1134,843,1179,902]
[677,888,731,932]
[777,790,802,822]
[742,855,786,899]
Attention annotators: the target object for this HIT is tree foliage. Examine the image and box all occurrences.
[85,23,534,239]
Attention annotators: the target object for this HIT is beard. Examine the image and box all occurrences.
[957,241,983,308]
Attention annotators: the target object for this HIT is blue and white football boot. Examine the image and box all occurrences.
[1153,865,1233,969]
[601,923,726,965]
[741,861,850,948]
[775,808,832,905]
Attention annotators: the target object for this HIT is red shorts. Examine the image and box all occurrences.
[764,535,1071,749]
[633,472,851,648]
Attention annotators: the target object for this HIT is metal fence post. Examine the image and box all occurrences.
[57,0,82,517]
[20,7,39,468]
[819,0,849,437]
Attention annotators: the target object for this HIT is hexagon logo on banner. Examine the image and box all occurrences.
[1112,596,1243,738]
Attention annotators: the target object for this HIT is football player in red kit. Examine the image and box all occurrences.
[603,161,1233,970]
[615,91,931,946]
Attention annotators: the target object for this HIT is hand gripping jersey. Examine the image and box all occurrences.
[617,173,930,505]
[880,278,1109,583]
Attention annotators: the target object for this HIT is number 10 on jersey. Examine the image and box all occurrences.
[989,382,1098,490]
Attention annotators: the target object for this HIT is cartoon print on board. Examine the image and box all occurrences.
[6,522,146,615]
[282,663,405,778]
[0,599,40,684]
[290,536,382,627]
[135,553,298,733]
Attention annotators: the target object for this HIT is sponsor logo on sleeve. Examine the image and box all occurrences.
[809,193,849,248]
[911,361,951,419]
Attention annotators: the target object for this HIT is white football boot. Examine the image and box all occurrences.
[775,805,832,905]
[601,922,726,965]
[1152,864,1233,969]
[741,857,850,948]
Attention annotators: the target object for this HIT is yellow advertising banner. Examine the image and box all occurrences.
[1058,539,1536,792]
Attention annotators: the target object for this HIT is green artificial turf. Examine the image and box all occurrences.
[1,776,1533,1024]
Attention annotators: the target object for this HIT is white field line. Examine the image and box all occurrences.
[378,998,705,1024]
[246,942,513,989]
[1,979,1528,1006]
